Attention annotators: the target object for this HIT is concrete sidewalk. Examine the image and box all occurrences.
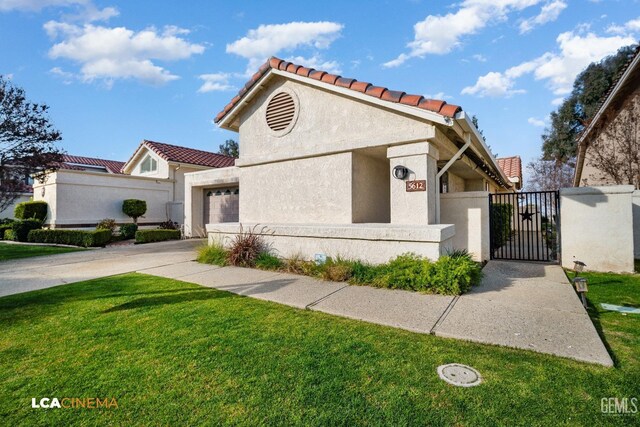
[140,260,613,366]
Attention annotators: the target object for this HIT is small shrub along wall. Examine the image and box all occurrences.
[135,229,181,244]
[14,201,48,222]
[28,229,112,247]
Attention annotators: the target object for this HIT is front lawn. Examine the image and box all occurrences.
[0,272,637,425]
[0,242,85,261]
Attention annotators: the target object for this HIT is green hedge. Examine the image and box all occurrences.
[4,229,14,240]
[119,223,138,240]
[490,203,513,249]
[11,219,43,242]
[28,229,112,247]
[0,224,12,240]
[14,201,48,221]
[135,229,181,244]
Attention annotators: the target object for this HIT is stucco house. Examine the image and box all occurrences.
[185,57,520,263]
[574,46,639,187]
[34,140,234,228]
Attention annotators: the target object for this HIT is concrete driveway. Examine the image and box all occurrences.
[0,239,203,297]
[0,243,612,366]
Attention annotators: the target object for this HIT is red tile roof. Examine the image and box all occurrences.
[143,140,236,168]
[497,156,522,188]
[61,154,125,174]
[214,56,463,124]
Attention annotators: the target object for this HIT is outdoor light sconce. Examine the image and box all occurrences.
[392,165,409,180]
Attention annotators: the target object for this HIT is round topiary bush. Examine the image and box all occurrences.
[122,199,147,224]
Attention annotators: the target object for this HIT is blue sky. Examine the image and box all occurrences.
[1,0,639,172]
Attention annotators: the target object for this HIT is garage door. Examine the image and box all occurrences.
[204,187,239,224]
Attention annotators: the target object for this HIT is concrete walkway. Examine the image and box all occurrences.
[140,260,613,366]
[0,243,612,366]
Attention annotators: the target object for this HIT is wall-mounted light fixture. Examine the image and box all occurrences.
[392,165,409,180]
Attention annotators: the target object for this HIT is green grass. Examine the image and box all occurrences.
[0,272,638,426]
[0,242,85,261]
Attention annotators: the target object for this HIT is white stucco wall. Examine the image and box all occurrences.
[560,185,635,272]
[0,193,31,219]
[440,191,490,261]
[236,77,436,166]
[34,170,174,227]
[207,223,454,265]
[240,153,353,224]
[633,190,640,259]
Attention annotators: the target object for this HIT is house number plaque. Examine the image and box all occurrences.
[406,180,426,192]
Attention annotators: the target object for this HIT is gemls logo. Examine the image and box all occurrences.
[31,397,118,409]
[601,397,638,415]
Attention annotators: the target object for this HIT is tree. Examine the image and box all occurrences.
[542,45,636,162]
[583,97,640,187]
[122,199,147,224]
[0,75,64,211]
[526,157,575,191]
[218,139,239,158]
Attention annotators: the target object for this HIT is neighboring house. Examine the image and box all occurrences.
[185,56,520,262]
[33,141,234,228]
[574,47,640,187]
[497,156,523,190]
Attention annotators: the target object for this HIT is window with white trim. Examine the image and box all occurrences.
[140,155,157,173]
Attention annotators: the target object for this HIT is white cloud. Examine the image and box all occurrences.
[197,73,234,92]
[44,22,205,86]
[551,96,564,105]
[226,21,343,75]
[519,0,567,34]
[284,55,341,74]
[528,117,546,127]
[424,91,452,100]
[461,71,527,97]
[383,0,544,67]
[0,0,84,11]
[472,54,487,62]
[462,30,636,97]
[606,17,640,35]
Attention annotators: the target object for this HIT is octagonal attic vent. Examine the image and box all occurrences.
[266,91,297,132]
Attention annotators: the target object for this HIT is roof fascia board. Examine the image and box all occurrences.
[122,142,150,174]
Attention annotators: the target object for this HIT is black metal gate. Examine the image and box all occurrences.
[489,191,560,262]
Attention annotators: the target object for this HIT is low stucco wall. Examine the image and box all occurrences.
[560,185,635,273]
[440,191,490,261]
[206,223,455,264]
[634,190,640,259]
[0,193,31,219]
[33,170,174,227]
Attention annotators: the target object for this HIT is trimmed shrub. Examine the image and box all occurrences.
[4,229,14,240]
[490,203,513,249]
[197,243,228,266]
[255,252,284,271]
[96,218,117,234]
[135,229,180,244]
[11,219,42,242]
[0,224,12,240]
[27,229,112,247]
[122,199,147,224]
[14,201,48,222]
[119,223,138,240]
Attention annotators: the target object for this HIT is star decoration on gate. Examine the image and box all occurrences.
[520,208,535,222]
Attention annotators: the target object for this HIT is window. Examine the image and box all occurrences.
[140,155,157,173]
